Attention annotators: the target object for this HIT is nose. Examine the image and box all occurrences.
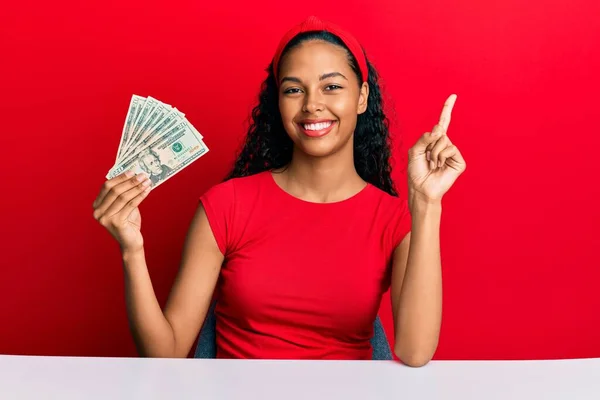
[302,90,324,114]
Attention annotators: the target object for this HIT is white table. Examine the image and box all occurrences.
[0,355,598,399]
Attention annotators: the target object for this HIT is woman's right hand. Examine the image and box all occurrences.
[93,171,152,254]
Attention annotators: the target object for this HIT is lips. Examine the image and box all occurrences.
[297,120,336,138]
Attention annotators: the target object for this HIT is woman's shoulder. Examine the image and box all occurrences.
[366,183,411,227]
[200,171,270,202]
[366,184,412,249]
[198,171,272,255]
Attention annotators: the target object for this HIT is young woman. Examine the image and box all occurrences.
[92,16,466,367]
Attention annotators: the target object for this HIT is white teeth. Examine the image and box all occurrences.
[303,121,333,131]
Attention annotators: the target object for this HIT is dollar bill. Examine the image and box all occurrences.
[117,100,176,163]
[111,108,185,174]
[116,95,145,161]
[107,118,209,189]
[122,97,157,154]
[124,97,147,148]
[120,96,171,160]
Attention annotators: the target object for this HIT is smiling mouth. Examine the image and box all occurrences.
[302,121,333,130]
[297,120,336,138]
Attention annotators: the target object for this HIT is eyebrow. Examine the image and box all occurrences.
[280,72,348,84]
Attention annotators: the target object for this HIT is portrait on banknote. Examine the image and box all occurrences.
[138,148,173,185]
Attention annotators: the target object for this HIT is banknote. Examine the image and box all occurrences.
[120,96,172,158]
[123,96,158,153]
[116,95,145,161]
[109,108,186,176]
[117,102,180,163]
[108,95,209,189]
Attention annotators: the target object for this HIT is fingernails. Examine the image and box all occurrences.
[125,170,134,177]
[141,179,151,187]
[136,173,147,182]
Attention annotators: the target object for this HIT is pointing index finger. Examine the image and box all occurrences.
[438,94,457,132]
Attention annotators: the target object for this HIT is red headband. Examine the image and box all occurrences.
[272,16,369,85]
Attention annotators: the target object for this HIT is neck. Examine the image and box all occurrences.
[275,142,366,203]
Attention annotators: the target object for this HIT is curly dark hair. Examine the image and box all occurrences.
[225,30,399,196]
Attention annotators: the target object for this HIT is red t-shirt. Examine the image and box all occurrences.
[199,171,411,359]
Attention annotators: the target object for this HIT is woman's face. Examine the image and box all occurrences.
[277,40,369,158]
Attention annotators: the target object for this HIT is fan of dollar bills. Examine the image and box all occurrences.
[106,95,209,189]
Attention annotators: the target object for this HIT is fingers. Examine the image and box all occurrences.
[431,123,445,136]
[100,177,152,221]
[429,135,452,169]
[413,128,443,153]
[93,173,151,220]
[438,144,456,165]
[93,170,135,209]
[430,94,457,141]
[438,94,457,132]
[439,144,466,171]
[116,185,152,220]
[410,94,457,155]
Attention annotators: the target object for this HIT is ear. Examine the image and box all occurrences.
[357,81,369,115]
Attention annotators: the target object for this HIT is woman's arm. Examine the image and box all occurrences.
[123,204,224,358]
[390,193,443,367]
[390,94,465,367]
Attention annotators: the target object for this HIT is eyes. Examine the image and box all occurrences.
[283,84,343,95]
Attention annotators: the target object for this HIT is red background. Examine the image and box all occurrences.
[1,0,599,360]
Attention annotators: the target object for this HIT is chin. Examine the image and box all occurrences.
[292,135,343,158]
[299,144,337,158]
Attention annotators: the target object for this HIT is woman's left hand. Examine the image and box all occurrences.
[407,94,467,206]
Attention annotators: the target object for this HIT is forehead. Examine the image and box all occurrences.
[278,40,353,78]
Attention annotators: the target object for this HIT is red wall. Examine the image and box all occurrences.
[1,0,599,360]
